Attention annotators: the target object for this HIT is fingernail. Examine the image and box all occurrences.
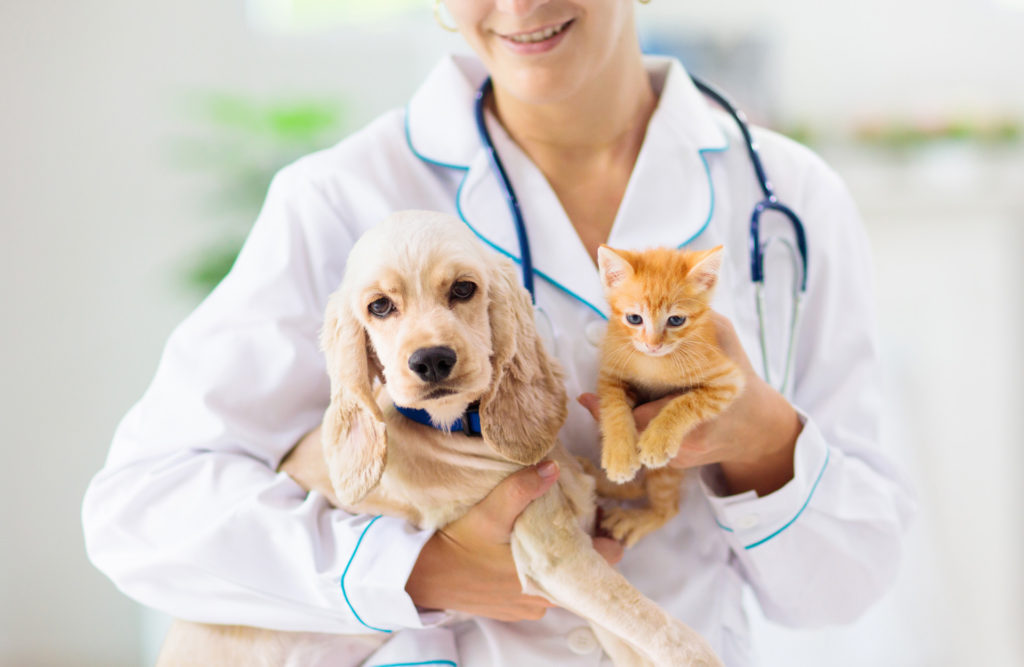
[537,460,559,478]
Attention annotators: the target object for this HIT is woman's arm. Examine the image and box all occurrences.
[690,149,916,626]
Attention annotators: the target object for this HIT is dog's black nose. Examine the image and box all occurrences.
[408,346,457,383]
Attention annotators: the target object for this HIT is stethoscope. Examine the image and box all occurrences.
[473,76,809,397]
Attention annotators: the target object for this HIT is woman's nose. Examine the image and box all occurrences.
[494,0,550,17]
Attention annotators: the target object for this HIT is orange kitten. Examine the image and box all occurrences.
[595,244,745,547]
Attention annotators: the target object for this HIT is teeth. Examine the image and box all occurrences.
[507,22,568,44]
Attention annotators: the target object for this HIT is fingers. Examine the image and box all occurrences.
[710,311,755,373]
[468,461,560,542]
[592,536,624,565]
[490,595,556,622]
[576,393,599,420]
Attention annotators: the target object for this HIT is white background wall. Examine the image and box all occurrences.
[1,1,1021,665]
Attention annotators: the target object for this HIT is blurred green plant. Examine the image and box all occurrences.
[173,93,349,294]
[779,122,818,147]
[853,117,1023,150]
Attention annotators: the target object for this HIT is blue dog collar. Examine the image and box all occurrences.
[394,402,483,438]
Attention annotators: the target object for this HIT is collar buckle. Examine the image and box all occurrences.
[462,401,482,438]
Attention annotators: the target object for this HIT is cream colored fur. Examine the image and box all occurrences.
[156,211,722,667]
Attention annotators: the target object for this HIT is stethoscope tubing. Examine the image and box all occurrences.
[474,77,536,303]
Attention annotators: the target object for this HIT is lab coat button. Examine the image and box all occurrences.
[584,320,606,346]
[567,626,598,655]
[737,513,759,530]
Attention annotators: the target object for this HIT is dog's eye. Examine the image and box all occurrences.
[368,297,394,318]
[450,281,477,301]
[666,315,686,327]
[625,313,643,326]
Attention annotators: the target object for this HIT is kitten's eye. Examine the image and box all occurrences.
[667,315,687,327]
[368,297,394,318]
[450,280,477,301]
[625,313,643,326]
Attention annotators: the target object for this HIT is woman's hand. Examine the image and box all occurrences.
[579,312,802,497]
[280,433,623,621]
[408,461,615,621]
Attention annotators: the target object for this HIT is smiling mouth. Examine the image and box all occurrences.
[500,19,573,44]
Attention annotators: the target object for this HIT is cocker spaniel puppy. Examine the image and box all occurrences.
[157,211,720,667]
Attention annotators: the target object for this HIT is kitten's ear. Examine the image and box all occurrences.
[687,245,725,292]
[598,245,634,290]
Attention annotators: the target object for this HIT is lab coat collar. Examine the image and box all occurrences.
[406,55,730,319]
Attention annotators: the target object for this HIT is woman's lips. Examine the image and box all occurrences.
[496,19,574,55]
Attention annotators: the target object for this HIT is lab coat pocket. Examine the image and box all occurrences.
[360,627,459,667]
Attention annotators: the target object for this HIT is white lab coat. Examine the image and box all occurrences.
[82,55,914,667]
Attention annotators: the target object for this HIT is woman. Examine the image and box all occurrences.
[83,1,914,664]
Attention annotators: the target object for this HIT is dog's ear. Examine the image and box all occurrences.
[320,287,387,505]
[478,259,567,465]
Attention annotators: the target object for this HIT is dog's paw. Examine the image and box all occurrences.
[601,446,641,483]
[601,506,673,548]
[636,429,681,468]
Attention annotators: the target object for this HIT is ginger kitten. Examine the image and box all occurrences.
[594,244,745,547]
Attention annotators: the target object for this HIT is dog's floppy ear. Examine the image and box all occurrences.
[320,287,387,505]
[478,258,567,465]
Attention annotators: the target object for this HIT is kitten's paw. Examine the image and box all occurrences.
[602,506,674,548]
[602,446,641,483]
[637,429,681,468]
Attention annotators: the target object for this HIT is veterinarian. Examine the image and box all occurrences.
[83,1,915,665]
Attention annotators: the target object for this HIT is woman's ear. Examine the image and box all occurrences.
[320,288,387,505]
[479,258,567,465]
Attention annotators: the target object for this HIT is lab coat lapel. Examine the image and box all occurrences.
[607,58,730,253]
[457,114,611,318]
[405,54,485,168]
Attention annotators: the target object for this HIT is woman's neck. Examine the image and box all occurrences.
[490,53,657,176]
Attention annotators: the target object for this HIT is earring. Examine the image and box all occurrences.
[433,0,459,32]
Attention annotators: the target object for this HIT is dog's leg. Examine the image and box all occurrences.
[156,620,385,667]
[511,490,722,667]
[588,621,653,667]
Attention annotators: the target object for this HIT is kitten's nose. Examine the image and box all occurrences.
[642,342,666,355]
[408,346,457,383]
